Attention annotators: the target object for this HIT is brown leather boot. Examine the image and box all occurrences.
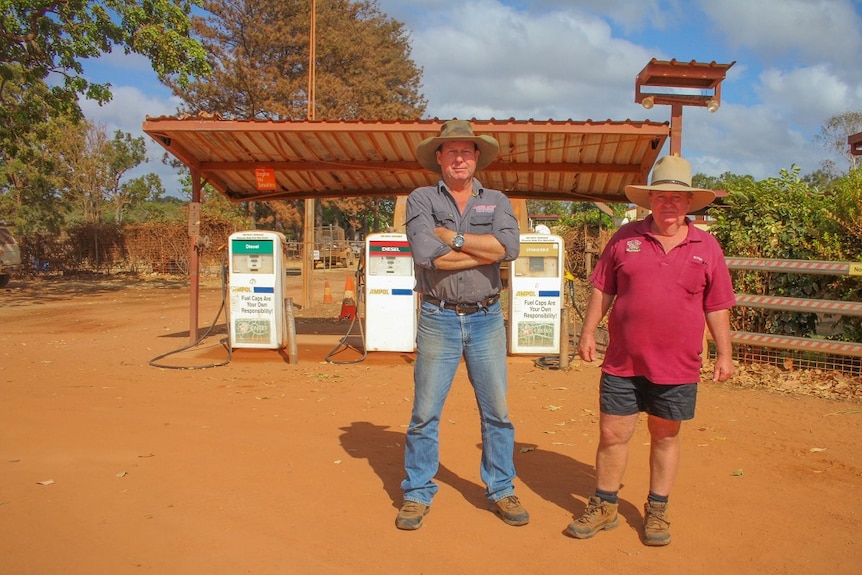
[565,496,619,539]
[643,500,671,546]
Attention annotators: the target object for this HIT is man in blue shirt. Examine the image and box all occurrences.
[396,120,526,530]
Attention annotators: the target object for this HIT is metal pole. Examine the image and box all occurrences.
[670,102,683,156]
[188,169,202,344]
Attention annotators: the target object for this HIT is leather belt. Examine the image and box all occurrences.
[422,294,500,316]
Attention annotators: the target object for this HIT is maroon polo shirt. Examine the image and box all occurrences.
[590,216,736,384]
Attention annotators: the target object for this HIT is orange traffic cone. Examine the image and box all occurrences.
[323,280,333,304]
[339,275,357,320]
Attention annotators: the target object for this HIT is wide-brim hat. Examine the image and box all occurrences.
[625,155,716,213]
[416,120,499,174]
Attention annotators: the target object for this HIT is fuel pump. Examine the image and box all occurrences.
[363,233,417,352]
[227,231,288,349]
[507,233,565,355]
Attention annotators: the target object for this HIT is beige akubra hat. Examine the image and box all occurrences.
[415,120,499,174]
[625,155,716,213]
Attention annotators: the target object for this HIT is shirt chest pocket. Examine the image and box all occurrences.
[676,259,707,294]
[433,210,456,228]
[468,212,494,233]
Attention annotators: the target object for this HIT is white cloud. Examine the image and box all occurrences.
[700,0,862,67]
[682,103,829,179]
[410,2,653,121]
[79,85,180,133]
[757,65,851,128]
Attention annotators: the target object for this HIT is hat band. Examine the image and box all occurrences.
[650,179,691,188]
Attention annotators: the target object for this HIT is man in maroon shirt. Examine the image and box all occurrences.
[565,155,735,546]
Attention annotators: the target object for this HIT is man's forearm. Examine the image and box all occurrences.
[434,227,505,262]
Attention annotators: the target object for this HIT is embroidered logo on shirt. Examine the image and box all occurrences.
[626,239,642,252]
[474,205,496,213]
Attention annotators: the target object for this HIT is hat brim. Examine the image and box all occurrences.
[624,183,716,213]
[416,134,499,174]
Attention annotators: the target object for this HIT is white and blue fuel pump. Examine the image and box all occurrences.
[363,233,417,352]
[227,230,288,350]
[507,233,565,355]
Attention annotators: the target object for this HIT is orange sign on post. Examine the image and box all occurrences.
[255,168,276,191]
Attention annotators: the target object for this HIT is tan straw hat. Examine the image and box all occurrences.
[415,120,499,174]
[625,155,716,213]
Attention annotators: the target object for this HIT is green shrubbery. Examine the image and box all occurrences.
[710,166,861,343]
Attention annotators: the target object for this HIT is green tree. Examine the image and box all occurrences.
[116,173,166,223]
[53,120,110,223]
[105,130,162,223]
[126,194,186,223]
[0,0,210,154]
[814,110,862,172]
[710,166,839,338]
[822,167,862,342]
[527,199,569,218]
[0,94,69,233]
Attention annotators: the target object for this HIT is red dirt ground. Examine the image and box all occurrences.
[1,269,860,575]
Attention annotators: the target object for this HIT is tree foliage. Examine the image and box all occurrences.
[822,167,862,341]
[50,121,158,224]
[171,0,426,120]
[709,166,860,342]
[0,95,69,233]
[166,0,427,236]
[0,0,210,158]
[814,110,862,172]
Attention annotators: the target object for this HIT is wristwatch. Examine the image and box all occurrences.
[452,233,465,251]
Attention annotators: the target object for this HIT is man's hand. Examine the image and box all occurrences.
[578,331,597,362]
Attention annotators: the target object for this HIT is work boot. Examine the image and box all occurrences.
[491,495,530,526]
[643,500,671,546]
[395,500,429,531]
[565,496,619,539]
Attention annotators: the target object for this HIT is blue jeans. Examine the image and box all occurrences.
[401,299,516,505]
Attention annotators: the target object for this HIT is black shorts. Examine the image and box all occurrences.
[599,373,697,421]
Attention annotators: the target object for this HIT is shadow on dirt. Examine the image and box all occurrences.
[336,420,643,530]
[0,273,195,306]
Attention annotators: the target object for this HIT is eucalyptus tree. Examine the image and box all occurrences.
[169,0,427,232]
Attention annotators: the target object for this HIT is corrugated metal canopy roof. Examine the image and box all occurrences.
[142,117,669,203]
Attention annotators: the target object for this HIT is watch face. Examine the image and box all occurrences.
[453,234,465,248]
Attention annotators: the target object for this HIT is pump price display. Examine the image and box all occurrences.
[231,239,274,274]
[367,239,412,277]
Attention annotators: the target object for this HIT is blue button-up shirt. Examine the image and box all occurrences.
[406,178,520,303]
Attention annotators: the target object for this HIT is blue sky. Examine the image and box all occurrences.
[80,0,862,196]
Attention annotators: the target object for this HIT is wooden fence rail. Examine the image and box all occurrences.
[724,257,862,363]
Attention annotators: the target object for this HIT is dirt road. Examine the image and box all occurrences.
[1,272,860,574]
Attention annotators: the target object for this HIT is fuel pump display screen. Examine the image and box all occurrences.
[367,239,412,276]
[231,239,274,274]
[513,242,559,278]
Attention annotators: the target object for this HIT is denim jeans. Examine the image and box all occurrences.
[401,299,516,505]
